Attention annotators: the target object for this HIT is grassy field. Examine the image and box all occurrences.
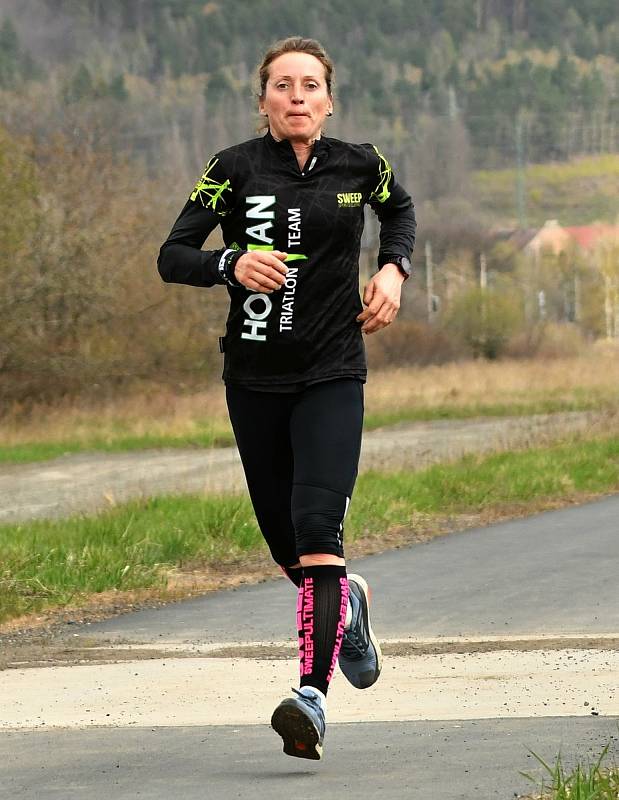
[473,153,619,226]
[1,433,617,625]
[1,352,618,464]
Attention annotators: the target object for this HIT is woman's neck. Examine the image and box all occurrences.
[270,130,320,171]
[290,140,314,171]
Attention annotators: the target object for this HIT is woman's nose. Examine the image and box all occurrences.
[290,83,305,103]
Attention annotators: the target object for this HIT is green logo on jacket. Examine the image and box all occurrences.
[191,157,231,214]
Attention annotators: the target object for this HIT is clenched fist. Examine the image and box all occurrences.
[234,250,289,293]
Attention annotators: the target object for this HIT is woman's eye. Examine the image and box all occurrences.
[306,82,318,90]
[276,82,289,89]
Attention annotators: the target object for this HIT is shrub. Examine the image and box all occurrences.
[365,319,463,368]
[445,288,523,359]
[507,322,590,359]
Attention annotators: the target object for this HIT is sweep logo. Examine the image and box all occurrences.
[337,191,363,208]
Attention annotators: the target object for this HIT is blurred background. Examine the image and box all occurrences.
[1,0,619,633]
[0,0,617,411]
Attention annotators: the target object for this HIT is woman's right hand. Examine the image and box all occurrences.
[234,251,288,293]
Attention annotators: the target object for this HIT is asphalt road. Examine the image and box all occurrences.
[2,496,618,799]
[3,718,619,800]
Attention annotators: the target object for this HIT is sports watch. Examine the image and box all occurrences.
[379,255,411,280]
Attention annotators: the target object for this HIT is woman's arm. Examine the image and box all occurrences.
[157,200,244,288]
[367,146,416,267]
[358,146,417,334]
[157,155,243,288]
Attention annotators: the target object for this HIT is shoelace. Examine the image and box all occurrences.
[340,588,370,660]
[340,623,369,660]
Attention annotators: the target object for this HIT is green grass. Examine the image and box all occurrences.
[521,739,619,799]
[1,435,618,624]
[0,428,236,465]
[354,437,619,522]
[0,494,262,622]
[0,394,613,465]
[473,153,619,226]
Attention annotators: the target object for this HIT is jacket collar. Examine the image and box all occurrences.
[264,129,331,168]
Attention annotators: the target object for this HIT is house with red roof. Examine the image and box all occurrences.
[565,223,619,251]
[498,220,619,257]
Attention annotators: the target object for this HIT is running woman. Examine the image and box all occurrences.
[158,36,416,760]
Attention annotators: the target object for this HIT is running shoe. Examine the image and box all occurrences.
[338,573,382,689]
[270,687,325,760]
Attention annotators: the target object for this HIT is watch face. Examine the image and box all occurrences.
[397,257,411,276]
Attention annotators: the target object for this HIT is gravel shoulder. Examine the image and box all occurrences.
[0,410,610,523]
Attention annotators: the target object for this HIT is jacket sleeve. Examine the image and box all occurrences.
[366,145,417,268]
[157,155,245,287]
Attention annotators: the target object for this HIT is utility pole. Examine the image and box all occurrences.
[604,274,614,339]
[573,271,581,323]
[480,252,488,332]
[538,289,547,320]
[515,110,527,229]
[425,240,434,323]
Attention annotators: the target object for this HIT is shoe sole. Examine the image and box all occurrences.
[271,700,323,760]
[346,573,383,687]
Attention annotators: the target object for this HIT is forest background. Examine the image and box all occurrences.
[0,0,618,405]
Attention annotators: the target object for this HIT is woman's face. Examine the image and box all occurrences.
[260,51,333,143]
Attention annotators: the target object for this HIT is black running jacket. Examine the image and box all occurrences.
[157,130,416,389]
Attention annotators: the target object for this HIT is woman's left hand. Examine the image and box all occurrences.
[356,264,405,334]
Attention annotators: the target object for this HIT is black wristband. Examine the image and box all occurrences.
[217,249,245,287]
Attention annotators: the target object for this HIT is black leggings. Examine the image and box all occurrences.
[225,378,364,566]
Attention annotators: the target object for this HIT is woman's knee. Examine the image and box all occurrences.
[291,483,350,558]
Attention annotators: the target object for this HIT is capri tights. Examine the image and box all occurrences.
[225,378,364,566]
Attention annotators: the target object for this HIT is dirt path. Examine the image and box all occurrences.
[0,410,608,523]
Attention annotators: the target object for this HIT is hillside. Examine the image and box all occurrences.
[0,0,617,173]
[473,154,619,227]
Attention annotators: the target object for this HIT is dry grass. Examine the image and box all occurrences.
[364,348,619,417]
[0,383,230,448]
[1,349,618,450]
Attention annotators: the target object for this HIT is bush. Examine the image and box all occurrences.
[506,321,593,359]
[445,288,523,359]
[0,128,230,404]
[365,319,463,368]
